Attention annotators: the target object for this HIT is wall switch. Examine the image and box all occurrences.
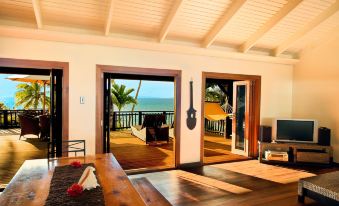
[80,96,85,104]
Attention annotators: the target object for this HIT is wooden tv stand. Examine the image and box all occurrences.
[259,142,333,165]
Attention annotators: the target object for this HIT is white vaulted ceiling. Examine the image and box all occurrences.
[0,0,339,62]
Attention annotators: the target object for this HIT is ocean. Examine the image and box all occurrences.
[116,98,174,111]
[0,96,174,111]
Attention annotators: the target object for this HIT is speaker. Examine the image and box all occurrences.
[318,127,331,146]
[259,126,272,143]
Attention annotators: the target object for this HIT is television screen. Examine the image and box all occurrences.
[276,120,314,142]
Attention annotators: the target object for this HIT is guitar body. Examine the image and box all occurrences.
[186,107,197,130]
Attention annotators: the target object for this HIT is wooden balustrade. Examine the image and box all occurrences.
[0,110,44,129]
[111,111,175,131]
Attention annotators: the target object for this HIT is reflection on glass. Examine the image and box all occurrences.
[235,85,246,150]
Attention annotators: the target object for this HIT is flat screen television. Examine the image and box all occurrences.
[272,118,318,143]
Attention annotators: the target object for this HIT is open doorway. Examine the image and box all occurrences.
[96,65,181,173]
[0,66,64,184]
[201,72,261,164]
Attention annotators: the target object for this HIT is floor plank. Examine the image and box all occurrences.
[204,134,249,164]
[131,177,172,206]
[130,160,339,206]
[0,134,47,184]
[110,130,174,170]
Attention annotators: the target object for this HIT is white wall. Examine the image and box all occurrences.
[0,37,293,164]
[293,35,339,162]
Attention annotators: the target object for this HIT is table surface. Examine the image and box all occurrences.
[0,153,146,206]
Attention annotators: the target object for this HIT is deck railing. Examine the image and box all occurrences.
[0,110,44,129]
[111,111,175,131]
[205,119,226,136]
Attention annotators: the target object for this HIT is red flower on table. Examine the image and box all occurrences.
[67,183,83,197]
[70,161,82,168]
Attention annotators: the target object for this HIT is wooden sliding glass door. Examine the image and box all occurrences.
[231,81,250,156]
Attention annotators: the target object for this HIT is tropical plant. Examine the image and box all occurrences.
[0,102,8,110]
[111,83,137,126]
[15,83,50,110]
[129,80,142,125]
[205,83,225,102]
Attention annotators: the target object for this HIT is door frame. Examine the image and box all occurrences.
[96,65,182,167]
[201,72,261,164]
[0,58,70,151]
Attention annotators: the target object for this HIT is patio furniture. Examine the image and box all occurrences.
[39,114,50,140]
[18,114,40,140]
[298,171,339,205]
[131,114,172,144]
[47,140,86,159]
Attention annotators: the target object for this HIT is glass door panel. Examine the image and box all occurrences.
[232,81,250,156]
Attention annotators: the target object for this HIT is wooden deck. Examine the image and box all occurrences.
[110,130,174,171]
[0,133,47,184]
[130,160,339,206]
[204,134,249,164]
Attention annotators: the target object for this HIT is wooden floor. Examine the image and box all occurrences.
[110,130,174,171]
[0,133,48,184]
[130,160,339,206]
[204,134,249,164]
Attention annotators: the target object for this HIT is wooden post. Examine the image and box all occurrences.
[112,112,116,131]
[138,111,142,125]
[3,110,8,129]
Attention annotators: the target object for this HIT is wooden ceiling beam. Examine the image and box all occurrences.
[32,0,43,29]
[0,25,299,65]
[158,0,185,43]
[240,0,303,53]
[104,0,115,36]
[274,0,339,56]
[202,0,246,48]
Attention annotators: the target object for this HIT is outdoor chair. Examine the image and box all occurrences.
[18,114,40,140]
[39,114,50,141]
[131,114,170,144]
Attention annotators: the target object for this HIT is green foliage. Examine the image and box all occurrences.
[15,83,50,110]
[111,83,137,112]
[0,102,8,110]
[111,83,137,126]
[205,83,226,103]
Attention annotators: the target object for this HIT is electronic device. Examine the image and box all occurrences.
[265,151,288,162]
[272,118,318,143]
[259,125,272,142]
[318,127,331,146]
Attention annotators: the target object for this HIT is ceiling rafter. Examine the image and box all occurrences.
[158,0,185,43]
[202,0,246,48]
[32,0,43,29]
[240,0,303,53]
[274,0,339,56]
[104,0,115,36]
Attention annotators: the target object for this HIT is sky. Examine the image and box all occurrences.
[0,74,20,97]
[0,74,174,99]
[114,79,174,98]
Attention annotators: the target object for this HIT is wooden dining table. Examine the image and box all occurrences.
[0,153,146,206]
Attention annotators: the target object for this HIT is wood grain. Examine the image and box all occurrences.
[0,154,146,206]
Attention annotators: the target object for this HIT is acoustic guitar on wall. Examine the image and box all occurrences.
[186,80,196,130]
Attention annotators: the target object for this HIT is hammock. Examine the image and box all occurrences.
[204,102,230,121]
